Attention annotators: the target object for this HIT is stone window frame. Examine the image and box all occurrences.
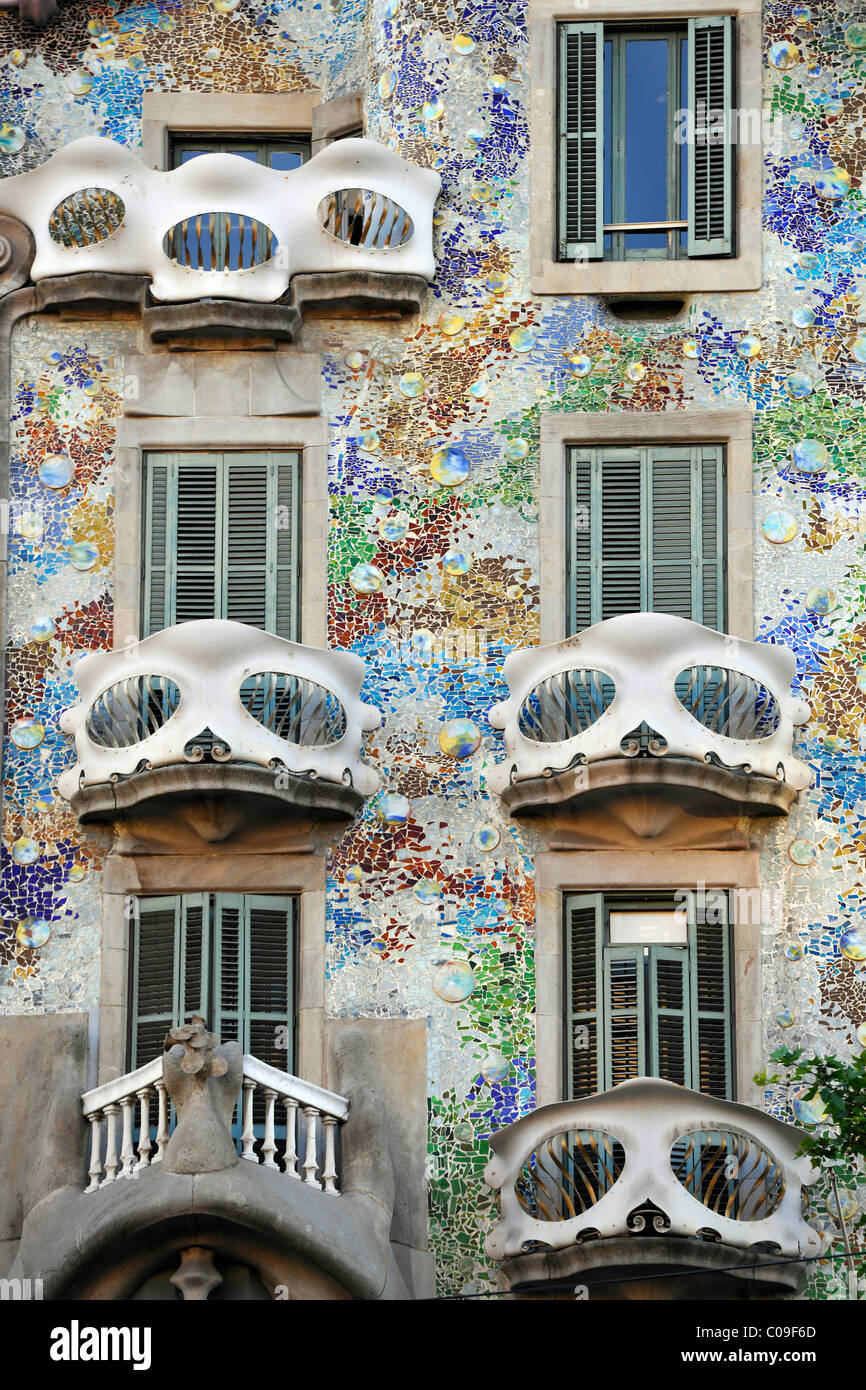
[529,0,763,296]
[539,407,755,645]
[114,408,328,652]
[141,89,364,170]
[97,854,327,1089]
[534,850,763,1108]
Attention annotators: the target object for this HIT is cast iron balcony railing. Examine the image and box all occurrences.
[81,1055,348,1195]
[0,135,438,304]
[484,1078,825,1278]
[487,614,811,817]
[58,619,381,820]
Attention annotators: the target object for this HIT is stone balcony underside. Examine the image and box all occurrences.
[59,619,381,838]
[488,614,811,831]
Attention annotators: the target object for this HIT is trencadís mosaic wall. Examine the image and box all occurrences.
[1,0,865,1297]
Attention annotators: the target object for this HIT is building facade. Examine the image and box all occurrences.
[0,0,864,1300]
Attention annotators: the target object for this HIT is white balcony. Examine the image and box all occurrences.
[59,619,381,826]
[487,614,811,820]
[81,1054,348,1196]
[0,135,439,328]
[484,1078,825,1296]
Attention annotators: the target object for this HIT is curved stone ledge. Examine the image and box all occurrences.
[68,762,365,832]
[291,270,428,318]
[34,270,149,314]
[499,1235,804,1298]
[144,298,301,346]
[498,756,798,820]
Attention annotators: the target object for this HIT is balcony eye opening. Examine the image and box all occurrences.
[48,187,125,247]
[517,667,615,743]
[318,188,414,249]
[85,674,181,749]
[675,666,782,741]
[515,1128,626,1221]
[162,213,279,272]
[239,671,348,747]
[671,1129,786,1222]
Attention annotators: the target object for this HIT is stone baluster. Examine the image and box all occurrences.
[119,1095,136,1178]
[261,1088,278,1169]
[102,1103,120,1185]
[283,1095,300,1179]
[153,1078,169,1163]
[322,1114,339,1196]
[134,1087,152,1172]
[240,1078,257,1161]
[85,1111,103,1192]
[302,1106,321,1188]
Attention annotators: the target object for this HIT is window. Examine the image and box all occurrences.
[558,15,734,261]
[169,134,310,172]
[142,450,300,639]
[566,442,726,632]
[565,892,732,1100]
[130,893,296,1072]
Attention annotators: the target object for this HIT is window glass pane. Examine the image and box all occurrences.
[609,910,687,945]
[624,38,669,225]
[268,147,306,170]
[623,231,668,252]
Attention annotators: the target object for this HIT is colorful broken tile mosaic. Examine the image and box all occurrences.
[1,0,865,1299]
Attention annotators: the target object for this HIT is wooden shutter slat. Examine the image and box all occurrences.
[688,15,734,257]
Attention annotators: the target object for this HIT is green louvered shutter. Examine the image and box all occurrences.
[213,892,244,1052]
[274,454,300,640]
[602,945,646,1088]
[688,15,734,257]
[687,891,733,1099]
[599,449,643,622]
[213,893,295,1130]
[212,894,294,1062]
[175,455,219,627]
[566,445,725,632]
[700,445,726,631]
[649,947,692,1088]
[649,447,694,620]
[558,22,604,260]
[224,457,269,630]
[565,893,604,1098]
[143,452,300,639]
[131,894,209,1067]
[566,450,593,631]
[142,456,172,636]
[246,895,295,1072]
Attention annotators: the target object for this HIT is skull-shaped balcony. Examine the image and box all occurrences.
[0,136,439,340]
[59,620,381,844]
[487,615,811,840]
[484,1079,825,1298]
